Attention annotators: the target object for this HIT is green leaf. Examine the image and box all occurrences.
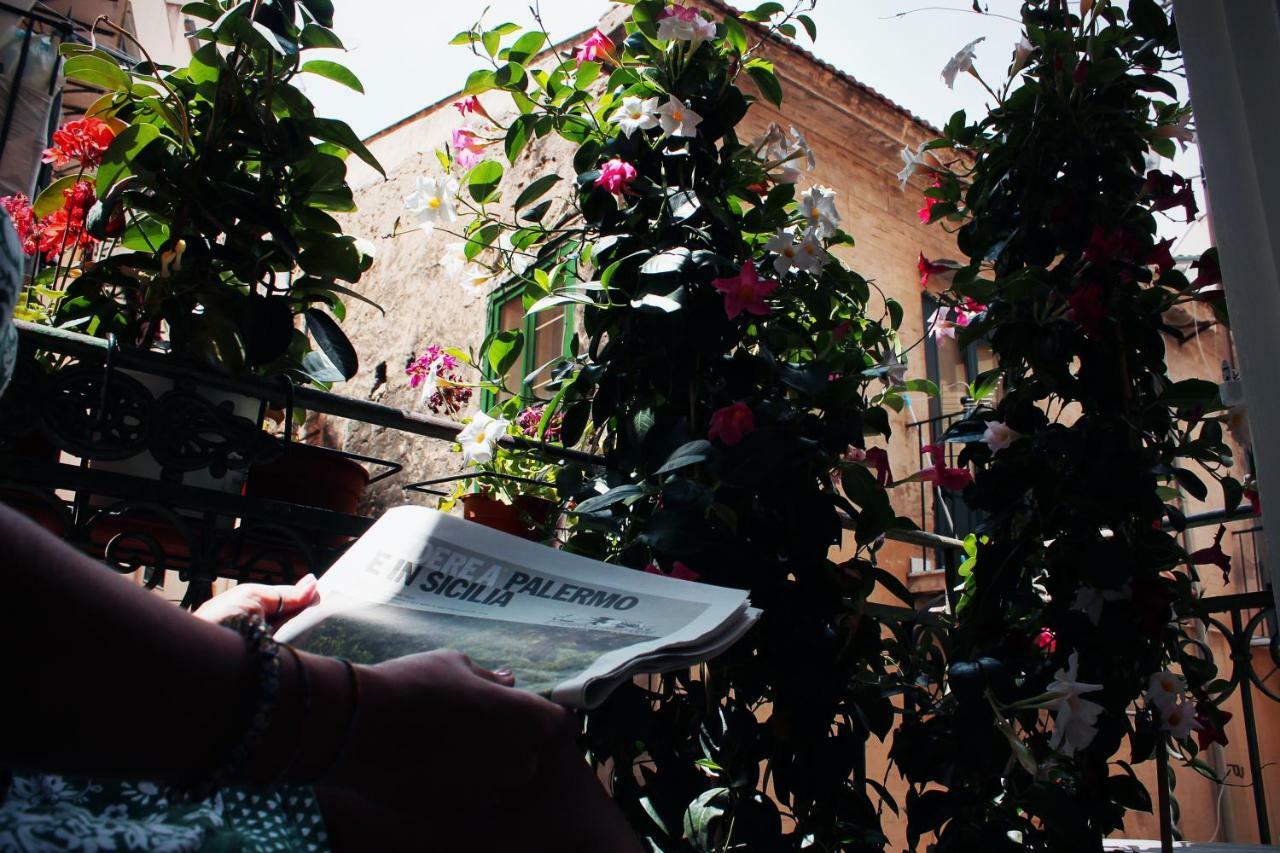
[1172,467,1208,502]
[96,124,162,196]
[495,62,528,91]
[1161,378,1221,408]
[304,308,357,380]
[305,118,385,177]
[300,23,344,49]
[505,115,532,164]
[63,54,129,91]
[32,176,82,217]
[745,59,783,107]
[118,217,170,252]
[741,2,785,22]
[463,69,497,96]
[722,15,748,53]
[903,378,938,396]
[573,484,645,514]
[482,29,501,57]
[505,31,547,64]
[487,328,525,377]
[300,60,364,93]
[298,238,362,283]
[796,13,817,41]
[514,174,561,212]
[655,440,712,475]
[467,160,505,203]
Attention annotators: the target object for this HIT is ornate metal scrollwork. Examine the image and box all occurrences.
[147,383,279,479]
[42,364,154,461]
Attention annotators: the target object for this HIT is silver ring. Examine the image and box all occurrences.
[274,593,285,617]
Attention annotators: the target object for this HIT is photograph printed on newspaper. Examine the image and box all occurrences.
[275,506,758,707]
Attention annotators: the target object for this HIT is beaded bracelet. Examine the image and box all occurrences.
[272,644,312,785]
[182,613,283,800]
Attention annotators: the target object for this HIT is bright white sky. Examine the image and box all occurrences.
[306,1,1033,139]
[305,0,1200,239]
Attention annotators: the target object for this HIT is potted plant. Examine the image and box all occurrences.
[400,343,561,540]
[0,0,380,499]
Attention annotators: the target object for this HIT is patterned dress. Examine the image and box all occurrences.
[0,774,329,852]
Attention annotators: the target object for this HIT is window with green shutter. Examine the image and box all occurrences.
[481,280,575,408]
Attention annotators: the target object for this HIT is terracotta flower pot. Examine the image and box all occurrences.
[461,493,557,541]
[245,442,370,547]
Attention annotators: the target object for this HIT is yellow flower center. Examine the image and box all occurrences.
[474,433,488,444]
[672,110,684,121]
[630,110,643,119]
[783,247,796,258]
[428,197,442,209]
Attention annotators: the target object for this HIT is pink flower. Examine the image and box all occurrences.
[927,306,956,341]
[955,296,986,328]
[452,96,491,122]
[918,251,955,287]
[709,402,755,446]
[405,346,473,416]
[917,444,972,492]
[1146,238,1176,274]
[1189,525,1231,582]
[711,261,777,319]
[574,28,616,66]
[1034,627,1057,654]
[595,157,637,195]
[451,128,490,170]
[517,404,564,443]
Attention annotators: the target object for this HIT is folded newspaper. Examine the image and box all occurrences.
[275,506,761,708]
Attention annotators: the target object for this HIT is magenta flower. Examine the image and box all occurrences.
[708,402,756,446]
[864,447,893,487]
[917,444,972,492]
[645,561,701,582]
[1189,525,1232,582]
[452,96,490,122]
[405,346,473,416]
[451,128,490,169]
[595,157,637,195]
[516,404,564,443]
[711,261,778,319]
[574,28,616,66]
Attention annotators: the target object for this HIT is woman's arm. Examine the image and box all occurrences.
[0,502,570,804]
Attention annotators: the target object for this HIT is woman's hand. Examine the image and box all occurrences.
[193,574,320,628]
[314,650,575,815]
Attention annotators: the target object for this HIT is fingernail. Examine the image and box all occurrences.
[495,667,513,677]
[298,574,317,587]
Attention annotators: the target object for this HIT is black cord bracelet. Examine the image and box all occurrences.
[181,613,283,800]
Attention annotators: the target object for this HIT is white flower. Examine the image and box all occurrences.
[1045,651,1105,756]
[416,359,442,408]
[656,7,716,43]
[404,174,460,235]
[942,37,985,89]
[1011,36,1034,74]
[499,232,533,276]
[764,227,802,275]
[456,412,510,465]
[441,242,494,296]
[1162,698,1199,740]
[799,185,841,239]
[981,421,1021,454]
[880,357,909,388]
[611,95,660,138]
[756,123,817,183]
[656,97,703,138]
[1072,584,1130,625]
[794,228,827,273]
[927,306,956,341]
[897,142,934,190]
[1146,670,1186,713]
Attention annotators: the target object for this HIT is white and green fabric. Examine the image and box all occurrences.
[0,207,20,398]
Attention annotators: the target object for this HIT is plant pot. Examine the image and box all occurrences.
[461,493,557,541]
[88,371,263,514]
[244,442,370,547]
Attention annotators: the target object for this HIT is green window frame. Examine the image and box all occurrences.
[480,280,576,409]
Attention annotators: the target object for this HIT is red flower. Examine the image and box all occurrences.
[708,402,756,446]
[646,560,701,582]
[63,180,96,219]
[1192,249,1221,291]
[917,251,953,287]
[1246,487,1261,516]
[918,444,972,492]
[1189,524,1232,583]
[1195,703,1232,750]
[1143,170,1199,221]
[1083,225,1142,266]
[1146,238,1176,274]
[833,319,853,342]
[42,117,116,169]
[864,447,892,487]
[0,193,38,255]
[1034,627,1057,654]
[712,261,777,319]
[1067,281,1107,338]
